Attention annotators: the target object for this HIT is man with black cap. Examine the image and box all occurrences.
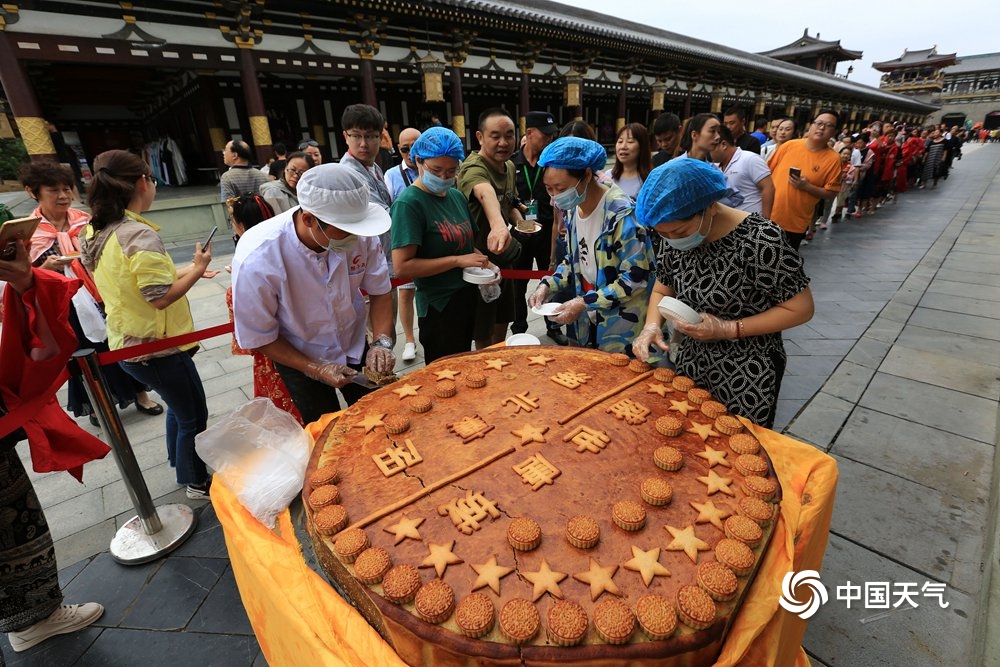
[230,164,395,424]
[510,110,567,344]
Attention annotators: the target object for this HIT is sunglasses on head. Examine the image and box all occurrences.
[298,140,319,149]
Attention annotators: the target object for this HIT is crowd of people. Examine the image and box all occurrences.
[0,98,980,654]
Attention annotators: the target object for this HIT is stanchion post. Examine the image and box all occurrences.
[70,349,197,564]
[73,349,161,533]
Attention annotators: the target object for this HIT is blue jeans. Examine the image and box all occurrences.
[120,352,209,486]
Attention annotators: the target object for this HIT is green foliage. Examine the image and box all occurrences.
[0,138,28,181]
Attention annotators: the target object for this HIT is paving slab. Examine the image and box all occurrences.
[784,391,856,450]
[62,552,164,627]
[908,307,1000,342]
[74,628,259,667]
[803,534,975,667]
[821,360,876,404]
[858,373,997,445]
[919,292,1000,320]
[829,456,986,592]
[119,556,228,631]
[878,344,1000,400]
[832,407,992,507]
[843,337,892,370]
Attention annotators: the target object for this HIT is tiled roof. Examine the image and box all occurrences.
[873,47,958,69]
[758,29,862,61]
[943,52,1000,75]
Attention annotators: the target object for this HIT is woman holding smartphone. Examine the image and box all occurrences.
[19,161,163,424]
[81,150,217,499]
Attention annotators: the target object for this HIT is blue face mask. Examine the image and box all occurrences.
[661,210,712,252]
[421,171,456,195]
[551,178,586,211]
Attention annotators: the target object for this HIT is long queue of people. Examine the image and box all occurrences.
[2,98,975,652]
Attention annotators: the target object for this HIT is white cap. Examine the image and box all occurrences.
[296,164,391,236]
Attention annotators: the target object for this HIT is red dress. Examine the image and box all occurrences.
[225,287,303,425]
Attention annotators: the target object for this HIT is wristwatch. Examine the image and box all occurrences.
[371,335,393,350]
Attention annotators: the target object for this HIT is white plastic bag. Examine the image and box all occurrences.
[65,265,108,343]
[195,398,310,528]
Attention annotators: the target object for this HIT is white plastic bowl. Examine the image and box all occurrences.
[657,296,702,324]
[506,333,541,346]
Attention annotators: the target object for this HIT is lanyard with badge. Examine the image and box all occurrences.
[523,164,542,221]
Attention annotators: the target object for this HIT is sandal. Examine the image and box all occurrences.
[136,401,164,416]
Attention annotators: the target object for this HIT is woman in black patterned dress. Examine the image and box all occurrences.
[631,158,814,428]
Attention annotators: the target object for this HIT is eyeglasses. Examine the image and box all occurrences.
[345,133,381,143]
[813,120,837,130]
[398,145,411,154]
[298,140,319,149]
[285,167,304,178]
[144,174,157,186]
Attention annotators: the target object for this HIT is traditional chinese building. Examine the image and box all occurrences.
[758,28,863,78]
[939,53,1000,129]
[873,46,959,106]
[0,1,934,195]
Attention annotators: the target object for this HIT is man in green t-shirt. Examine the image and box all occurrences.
[456,107,522,350]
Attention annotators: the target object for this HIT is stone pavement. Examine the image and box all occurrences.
[2,143,998,665]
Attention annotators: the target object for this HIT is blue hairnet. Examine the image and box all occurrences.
[537,137,607,173]
[410,126,465,162]
[636,158,728,227]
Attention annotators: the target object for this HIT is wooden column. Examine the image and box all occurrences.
[0,31,55,160]
[616,75,630,132]
[238,46,272,165]
[683,90,692,120]
[565,73,583,121]
[519,71,530,135]
[360,57,377,108]
[450,64,465,140]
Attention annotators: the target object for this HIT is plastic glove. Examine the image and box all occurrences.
[304,361,356,388]
[631,324,668,362]
[527,282,550,309]
[366,345,396,374]
[673,312,738,342]
[550,296,586,325]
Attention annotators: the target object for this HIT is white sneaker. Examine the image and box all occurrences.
[402,342,416,361]
[8,603,104,652]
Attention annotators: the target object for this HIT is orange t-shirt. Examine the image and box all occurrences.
[767,139,842,234]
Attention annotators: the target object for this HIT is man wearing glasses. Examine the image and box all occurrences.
[339,104,399,345]
[766,110,843,251]
[297,139,323,166]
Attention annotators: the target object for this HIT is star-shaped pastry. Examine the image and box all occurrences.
[522,559,567,601]
[669,399,694,416]
[687,422,720,441]
[355,412,386,433]
[419,540,463,578]
[664,524,710,563]
[483,358,510,371]
[695,445,731,468]
[511,424,549,445]
[392,383,421,398]
[527,354,556,367]
[434,369,461,380]
[573,558,620,601]
[697,469,736,496]
[622,546,671,587]
[689,500,732,531]
[646,383,671,397]
[383,515,425,544]
[470,556,515,595]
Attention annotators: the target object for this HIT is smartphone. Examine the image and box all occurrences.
[201,226,218,250]
[789,167,801,178]
[0,216,41,260]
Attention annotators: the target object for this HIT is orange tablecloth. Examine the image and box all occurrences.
[212,416,837,667]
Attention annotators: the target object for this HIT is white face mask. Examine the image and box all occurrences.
[310,222,357,253]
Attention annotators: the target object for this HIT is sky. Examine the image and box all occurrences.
[550,0,996,89]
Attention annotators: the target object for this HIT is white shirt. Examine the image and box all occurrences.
[231,208,391,366]
[574,191,609,288]
[719,148,770,214]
